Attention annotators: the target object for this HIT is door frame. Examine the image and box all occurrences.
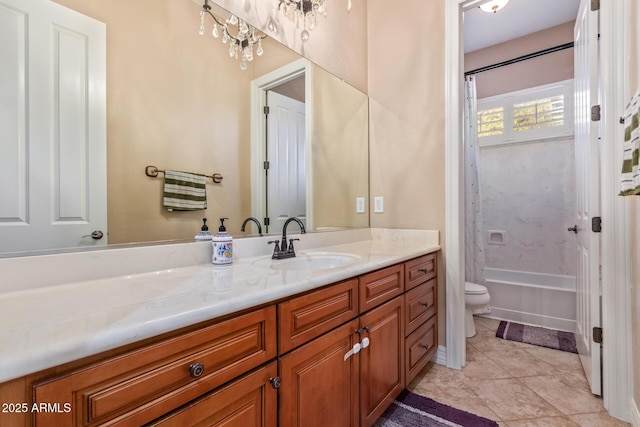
[250,58,314,233]
[444,0,632,419]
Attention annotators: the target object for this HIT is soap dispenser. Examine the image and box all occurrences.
[212,218,233,265]
[195,218,212,240]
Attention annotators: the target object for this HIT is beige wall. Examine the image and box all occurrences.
[465,22,574,99]
[312,64,369,229]
[367,0,447,342]
[630,0,640,414]
[54,0,299,244]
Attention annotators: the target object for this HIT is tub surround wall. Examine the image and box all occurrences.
[480,139,577,276]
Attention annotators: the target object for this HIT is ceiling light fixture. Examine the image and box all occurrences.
[479,0,509,13]
[199,0,265,70]
[278,0,327,42]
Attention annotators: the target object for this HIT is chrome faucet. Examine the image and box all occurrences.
[268,217,306,259]
[240,217,263,236]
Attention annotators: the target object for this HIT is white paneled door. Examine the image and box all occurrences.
[573,0,601,396]
[266,91,306,235]
[0,0,106,254]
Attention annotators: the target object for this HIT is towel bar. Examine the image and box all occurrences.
[145,165,223,184]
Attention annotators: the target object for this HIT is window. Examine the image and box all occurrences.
[477,80,574,146]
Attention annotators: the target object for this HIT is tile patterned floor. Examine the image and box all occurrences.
[407,317,630,427]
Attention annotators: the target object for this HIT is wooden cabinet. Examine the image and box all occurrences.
[278,278,358,354]
[33,307,277,427]
[403,254,438,385]
[279,320,360,427]
[405,253,436,291]
[147,362,278,427]
[359,297,404,427]
[404,278,436,335]
[1,252,438,427]
[359,264,404,313]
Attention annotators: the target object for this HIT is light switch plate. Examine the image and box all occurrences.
[374,197,384,213]
[356,197,366,213]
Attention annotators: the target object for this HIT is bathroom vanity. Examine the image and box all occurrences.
[0,229,439,427]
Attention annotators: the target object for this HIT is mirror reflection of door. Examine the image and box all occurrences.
[265,77,306,235]
[0,0,107,255]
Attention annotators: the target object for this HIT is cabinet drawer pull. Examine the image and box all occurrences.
[269,376,282,389]
[420,344,430,351]
[189,363,205,379]
[421,302,430,308]
[418,268,429,274]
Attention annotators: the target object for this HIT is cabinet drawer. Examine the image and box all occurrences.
[278,279,358,354]
[404,279,437,336]
[359,264,404,313]
[405,254,436,291]
[405,316,437,384]
[33,306,277,427]
[146,362,278,427]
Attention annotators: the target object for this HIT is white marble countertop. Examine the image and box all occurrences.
[0,229,439,383]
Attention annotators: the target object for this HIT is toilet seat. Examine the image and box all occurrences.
[465,281,487,295]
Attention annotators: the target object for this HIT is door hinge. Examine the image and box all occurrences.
[592,216,602,233]
[263,161,270,170]
[591,0,600,11]
[264,217,270,226]
[593,326,603,344]
[263,105,270,115]
[591,105,601,121]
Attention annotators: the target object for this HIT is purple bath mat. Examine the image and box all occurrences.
[374,390,499,427]
[496,321,578,353]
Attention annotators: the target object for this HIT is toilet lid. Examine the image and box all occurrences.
[465,281,487,295]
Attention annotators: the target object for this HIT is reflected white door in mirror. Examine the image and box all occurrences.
[0,0,107,256]
[266,91,307,235]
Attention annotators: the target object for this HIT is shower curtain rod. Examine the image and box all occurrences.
[464,41,574,76]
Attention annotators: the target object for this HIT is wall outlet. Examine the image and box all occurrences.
[356,197,366,213]
[374,197,384,213]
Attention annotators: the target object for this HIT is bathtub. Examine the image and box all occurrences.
[479,267,576,332]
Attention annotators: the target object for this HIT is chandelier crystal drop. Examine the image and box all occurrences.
[198,0,265,70]
[278,0,327,42]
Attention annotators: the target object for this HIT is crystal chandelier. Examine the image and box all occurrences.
[199,0,265,70]
[278,0,327,42]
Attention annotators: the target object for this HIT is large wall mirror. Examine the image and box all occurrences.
[0,0,369,257]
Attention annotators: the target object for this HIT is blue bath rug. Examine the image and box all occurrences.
[496,321,578,353]
[374,390,499,427]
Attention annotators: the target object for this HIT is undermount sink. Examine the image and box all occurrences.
[252,252,360,271]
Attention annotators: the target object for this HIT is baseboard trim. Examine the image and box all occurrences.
[631,397,640,427]
[431,345,447,366]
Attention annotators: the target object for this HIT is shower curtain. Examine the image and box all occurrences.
[464,75,486,285]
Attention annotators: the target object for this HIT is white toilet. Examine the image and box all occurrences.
[465,282,491,338]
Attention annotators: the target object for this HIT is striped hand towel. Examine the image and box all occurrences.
[163,170,207,211]
[620,88,640,196]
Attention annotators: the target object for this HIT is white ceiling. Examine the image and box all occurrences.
[464,0,581,53]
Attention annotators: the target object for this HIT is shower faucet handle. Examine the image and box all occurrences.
[567,225,578,234]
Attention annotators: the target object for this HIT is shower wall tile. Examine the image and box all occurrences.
[479,139,576,276]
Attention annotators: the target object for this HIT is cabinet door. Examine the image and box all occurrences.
[359,297,404,427]
[279,319,360,427]
[146,362,277,427]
